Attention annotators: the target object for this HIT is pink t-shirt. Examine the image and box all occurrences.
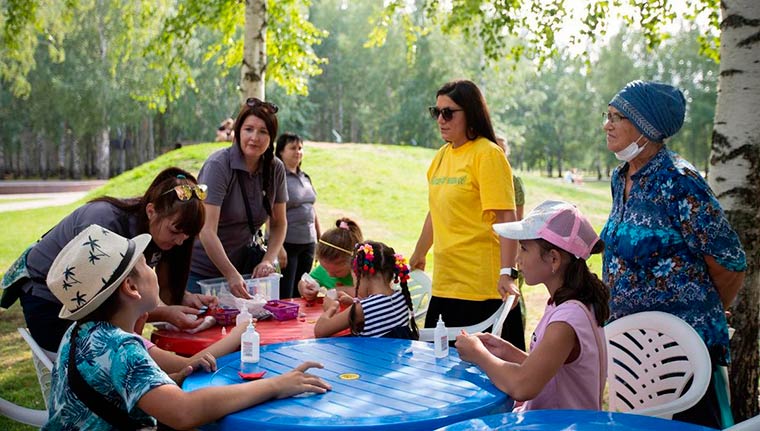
[516,300,607,411]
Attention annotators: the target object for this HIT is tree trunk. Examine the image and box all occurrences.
[241,0,266,101]
[71,134,82,180]
[146,115,155,162]
[58,122,67,178]
[708,0,760,421]
[95,122,110,179]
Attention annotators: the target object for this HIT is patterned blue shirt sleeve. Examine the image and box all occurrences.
[669,167,747,272]
[112,336,176,412]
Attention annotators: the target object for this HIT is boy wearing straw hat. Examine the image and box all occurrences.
[44,224,330,430]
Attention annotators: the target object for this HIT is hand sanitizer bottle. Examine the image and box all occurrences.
[241,319,260,363]
[434,315,449,358]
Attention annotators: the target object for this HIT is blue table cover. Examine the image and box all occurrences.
[437,409,719,431]
[183,337,510,430]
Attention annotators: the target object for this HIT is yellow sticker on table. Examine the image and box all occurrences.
[339,373,360,380]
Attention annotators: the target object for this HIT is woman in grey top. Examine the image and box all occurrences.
[275,133,321,299]
[190,98,288,298]
[1,167,213,352]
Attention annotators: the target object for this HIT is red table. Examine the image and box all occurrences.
[151,298,339,356]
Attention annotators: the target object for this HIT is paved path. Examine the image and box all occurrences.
[0,192,88,212]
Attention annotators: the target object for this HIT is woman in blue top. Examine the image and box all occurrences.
[600,80,746,429]
[275,133,321,299]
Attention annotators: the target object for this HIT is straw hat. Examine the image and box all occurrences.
[47,224,151,320]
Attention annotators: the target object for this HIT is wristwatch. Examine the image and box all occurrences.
[500,267,520,279]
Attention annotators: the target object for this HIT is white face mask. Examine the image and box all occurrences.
[615,134,647,162]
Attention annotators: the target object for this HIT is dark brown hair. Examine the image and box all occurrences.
[535,238,610,325]
[275,132,304,170]
[89,167,205,304]
[436,80,498,144]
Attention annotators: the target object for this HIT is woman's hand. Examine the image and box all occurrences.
[271,361,331,399]
[182,292,219,309]
[227,272,251,299]
[252,260,277,278]
[409,251,426,271]
[278,248,288,270]
[298,279,319,301]
[497,276,520,304]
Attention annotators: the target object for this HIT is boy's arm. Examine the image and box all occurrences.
[138,362,330,430]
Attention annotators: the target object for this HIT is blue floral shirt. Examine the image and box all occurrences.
[601,148,746,365]
[44,321,175,430]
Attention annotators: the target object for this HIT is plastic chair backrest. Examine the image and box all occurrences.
[407,270,432,324]
[18,328,55,408]
[418,301,507,342]
[0,397,48,427]
[724,414,760,431]
[604,311,711,419]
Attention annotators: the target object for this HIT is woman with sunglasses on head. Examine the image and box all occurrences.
[3,167,214,353]
[409,79,523,347]
[189,98,288,298]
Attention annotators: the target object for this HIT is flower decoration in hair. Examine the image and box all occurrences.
[393,253,410,284]
[353,243,375,275]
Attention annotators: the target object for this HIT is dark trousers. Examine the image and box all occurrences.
[425,296,525,351]
[672,351,723,429]
[20,292,72,352]
[280,242,316,299]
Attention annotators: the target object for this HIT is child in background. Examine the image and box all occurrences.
[44,224,330,430]
[298,218,363,300]
[314,241,419,340]
[455,200,609,411]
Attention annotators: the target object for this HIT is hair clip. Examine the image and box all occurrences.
[339,221,349,229]
[353,243,375,275]
[394,253,410,283]
[176,174,186,179]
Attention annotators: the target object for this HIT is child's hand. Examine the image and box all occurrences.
[337,291,354,307]
[272,361,331,399]
[454,330,488,363]
[168,365,195,386]
[298,279,319,301]
[186,351,217,373]
[474,332,512,358]
[321,297,339,316]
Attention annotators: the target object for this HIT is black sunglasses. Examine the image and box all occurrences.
[428,106,463,121]
[246,97,279,113]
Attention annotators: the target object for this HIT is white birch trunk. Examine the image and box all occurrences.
[241,0,267,101]
[708,0,760,421]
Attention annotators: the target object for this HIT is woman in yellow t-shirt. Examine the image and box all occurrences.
[410,79,522,347]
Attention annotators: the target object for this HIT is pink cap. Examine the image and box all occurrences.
[493,200,599,260]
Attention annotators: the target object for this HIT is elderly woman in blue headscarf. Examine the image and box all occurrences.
[600,80,746,428]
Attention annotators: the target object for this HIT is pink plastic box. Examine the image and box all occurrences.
[264,300,299,321]
[211,307,240,326]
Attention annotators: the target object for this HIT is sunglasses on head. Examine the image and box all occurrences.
[428,106,463,121]
[163,184,208,201]
[246,97,279,113]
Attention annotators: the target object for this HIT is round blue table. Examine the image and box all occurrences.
[436,409,719,430]
[183,338,511,430]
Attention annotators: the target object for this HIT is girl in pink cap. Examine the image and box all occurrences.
[455,200,609,411]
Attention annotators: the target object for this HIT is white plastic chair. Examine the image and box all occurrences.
[418,295,515,342]
[0,328,53,427]
[407,270,432,326]
[604,311,711,419]
[724,414,760,431]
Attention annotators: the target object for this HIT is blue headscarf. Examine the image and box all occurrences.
[609,80,686,142]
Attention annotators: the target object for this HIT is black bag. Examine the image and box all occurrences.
[237,173,268,274]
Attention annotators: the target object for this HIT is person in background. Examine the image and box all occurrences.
[215,118,234,142]
[601,80,746,428]
[43,225,330,430]
[1,167,214,353]
[190,98,288,298]
[314,241,419,340]
[275,132,321,299]
[298,218,363,301]
[410,79,519,342]
[495,135,527,349]
[456,200,609,412]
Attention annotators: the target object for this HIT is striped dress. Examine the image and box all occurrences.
[358,291,410,338]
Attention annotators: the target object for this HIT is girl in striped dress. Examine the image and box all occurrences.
[314,241,419,340]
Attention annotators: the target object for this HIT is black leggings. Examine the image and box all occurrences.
[280,242,316,299]
[20,292,71,352]
[424,296,525,350]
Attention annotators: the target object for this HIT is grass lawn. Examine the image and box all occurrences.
[0,142,611,430]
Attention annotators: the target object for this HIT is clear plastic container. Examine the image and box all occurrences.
[198,274,281,300]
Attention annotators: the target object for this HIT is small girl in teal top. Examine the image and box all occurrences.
[299,218,363,300]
